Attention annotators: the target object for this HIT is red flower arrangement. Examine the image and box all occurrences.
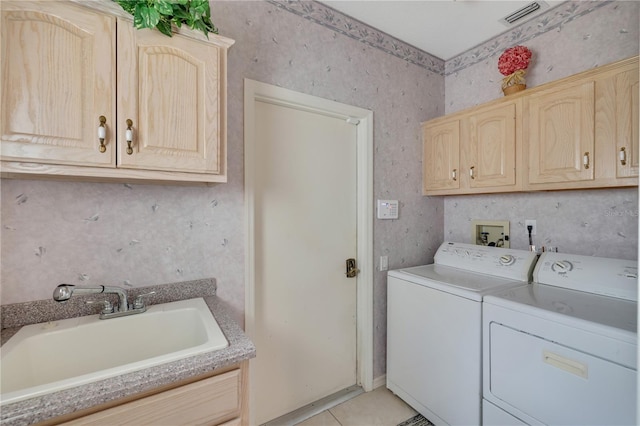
[498,45,532,75]
[498,45,532,94]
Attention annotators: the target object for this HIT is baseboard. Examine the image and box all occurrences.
[373,374,387,389]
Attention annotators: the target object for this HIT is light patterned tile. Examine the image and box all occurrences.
[329,387,417,426]
[296,410,342,426]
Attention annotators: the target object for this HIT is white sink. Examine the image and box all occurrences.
[0,298,228,405]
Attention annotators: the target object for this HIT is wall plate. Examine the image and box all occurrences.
[471,220,510,248]
[377,200,398,219]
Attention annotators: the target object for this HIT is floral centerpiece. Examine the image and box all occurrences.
[498,45,532,95]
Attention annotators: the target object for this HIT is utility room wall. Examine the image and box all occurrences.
[442,1,639,259]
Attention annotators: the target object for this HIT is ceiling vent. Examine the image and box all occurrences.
[499,1,550,26]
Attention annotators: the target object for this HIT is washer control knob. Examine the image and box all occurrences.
[455,249,470,257]
[552,260,573,272]
[499,255,515,266]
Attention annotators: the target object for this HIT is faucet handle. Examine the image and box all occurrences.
[85,300,114,315]
[133,291,156,310]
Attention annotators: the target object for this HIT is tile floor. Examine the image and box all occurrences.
[295,387,418,426]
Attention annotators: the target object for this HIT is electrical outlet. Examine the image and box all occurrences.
[525,219,537,235]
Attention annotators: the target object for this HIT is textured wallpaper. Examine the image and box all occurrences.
[0,0,444,379]
[1,0,638,382]
[445,1,640,111]
[446,188,638,259]
[443,0,639,260]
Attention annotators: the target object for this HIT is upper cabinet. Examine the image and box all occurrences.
[116,21,225,175]
[1,1,234,184]
[422,56,639,196]
[1,1,115,167]
[423,99,521,195]
[422,119,460,192]
[525,81,595,186]
[466,102,519,190]
[616,67,640,178]
[524,56,638,191]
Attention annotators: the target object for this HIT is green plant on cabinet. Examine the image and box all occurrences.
[113,0,218,37]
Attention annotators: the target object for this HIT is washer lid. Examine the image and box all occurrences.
[388,264,529,301]
[485,283,637,337]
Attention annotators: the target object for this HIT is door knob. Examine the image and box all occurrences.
[346,258,359,278]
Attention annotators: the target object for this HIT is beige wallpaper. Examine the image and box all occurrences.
[1,0,638,380]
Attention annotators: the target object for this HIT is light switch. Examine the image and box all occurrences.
[380,256,389,271]
[377,200,399,219]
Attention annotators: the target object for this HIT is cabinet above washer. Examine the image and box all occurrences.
[422,99,521,195]
[422,56,638,196]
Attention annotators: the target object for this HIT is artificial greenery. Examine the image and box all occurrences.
[114,0,218,38]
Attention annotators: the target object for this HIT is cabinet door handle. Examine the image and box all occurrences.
[583,152,590,169]
[620,147,627,166]
[452,169,457,181]
[98,116,107,153]
[125,119,134,155]
[469,166,475,179]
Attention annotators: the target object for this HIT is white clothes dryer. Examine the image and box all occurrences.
[387,242,538,426]
[483,252,638,425]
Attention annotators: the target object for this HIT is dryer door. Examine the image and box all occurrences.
[488,323,637,425]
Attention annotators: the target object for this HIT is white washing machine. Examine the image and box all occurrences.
[387,242,538,426]
[483,252,638,425]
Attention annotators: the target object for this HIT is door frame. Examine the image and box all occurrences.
[244,79,374,419]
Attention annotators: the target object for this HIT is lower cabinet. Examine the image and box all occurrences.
[55,362,248,426]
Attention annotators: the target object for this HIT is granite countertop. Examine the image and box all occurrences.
[0,279,256,426]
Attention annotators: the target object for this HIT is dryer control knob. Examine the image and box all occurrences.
[499,255,515,266]
[552,260,573,272]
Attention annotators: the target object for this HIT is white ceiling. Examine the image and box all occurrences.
[318,1,562,60]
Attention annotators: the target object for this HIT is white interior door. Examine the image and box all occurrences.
[251,98,358,424]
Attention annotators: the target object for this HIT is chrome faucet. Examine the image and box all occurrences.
[53,284,155,319]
